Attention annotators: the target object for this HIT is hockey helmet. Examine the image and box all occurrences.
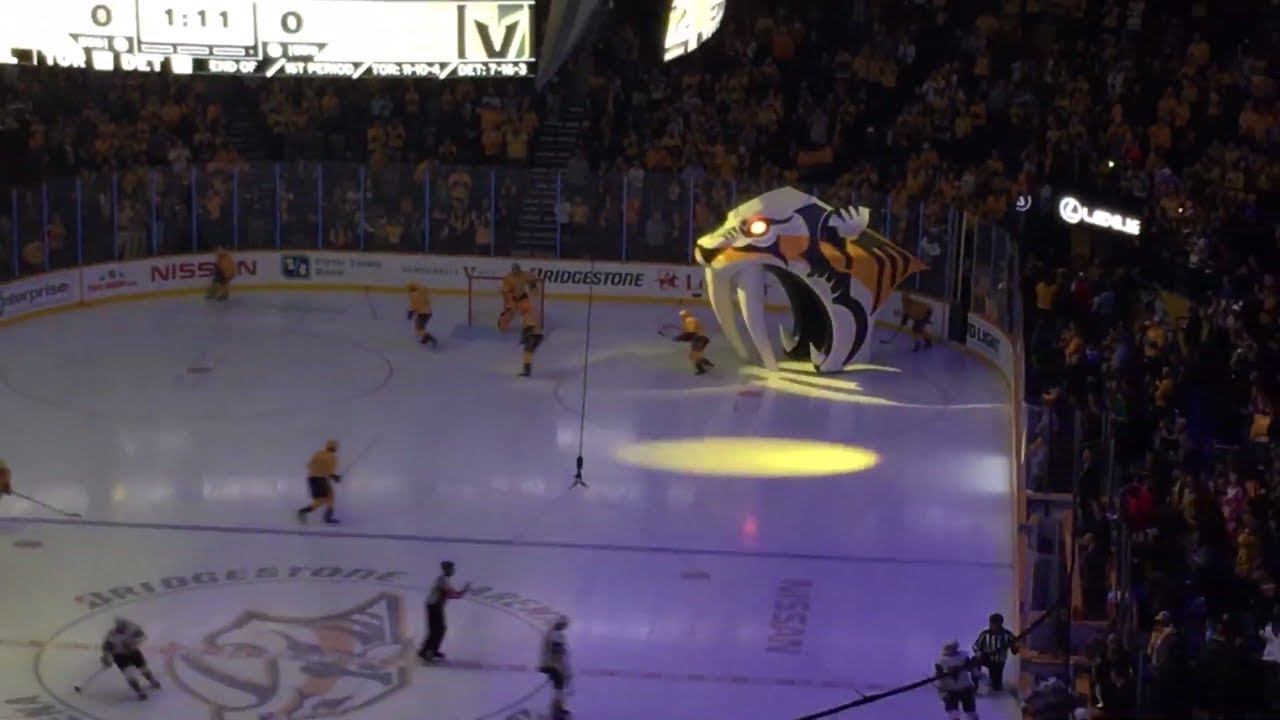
[942,639,960,653]
[325,439,339,452]
[407,281,421,291]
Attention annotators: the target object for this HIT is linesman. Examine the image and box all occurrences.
[973,612,1018,692]
[418,560,472,663]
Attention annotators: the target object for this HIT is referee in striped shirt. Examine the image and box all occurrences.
[973,613,1019,692]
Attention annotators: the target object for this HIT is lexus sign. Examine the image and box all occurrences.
[1057,196,1141,236]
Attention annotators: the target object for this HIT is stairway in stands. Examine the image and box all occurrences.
[223,105,271,163]
[509,100,589,256]
[217,100,274,241]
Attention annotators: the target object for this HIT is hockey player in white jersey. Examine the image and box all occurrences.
[538,615,572,719]
[935,640,980,720]
[101,618,162,700]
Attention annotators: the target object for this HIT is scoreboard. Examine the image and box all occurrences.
[0,0,536,79]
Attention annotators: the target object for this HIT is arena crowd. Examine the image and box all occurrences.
[1,0,1278,716]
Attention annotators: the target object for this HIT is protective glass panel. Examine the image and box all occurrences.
[196,167,237,252]
[79,171,117,265]
[13,185,44,275]
[319,163,366,252]
[44,177,79,269]
[232,165,278,251]
[429,166,487,256]
[629,172,690,264]
[278,163,321,251]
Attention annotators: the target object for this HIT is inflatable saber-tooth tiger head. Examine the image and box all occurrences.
[694,187,927,373]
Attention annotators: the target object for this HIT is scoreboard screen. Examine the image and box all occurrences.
[0,0,535,79]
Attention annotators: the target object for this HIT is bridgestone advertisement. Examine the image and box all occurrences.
[529,268,645,288]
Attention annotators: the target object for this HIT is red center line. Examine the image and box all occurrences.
[0,638,867,690]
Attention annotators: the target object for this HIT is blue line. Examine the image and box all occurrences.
[11,516,1011,570]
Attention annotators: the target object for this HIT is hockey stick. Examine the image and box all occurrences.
[658,323,681,339]
[339,437,382,477]
[879,323,904,344]
[11,491,82,518]
[73,663,108,693]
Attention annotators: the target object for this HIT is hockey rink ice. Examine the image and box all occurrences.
[0,291,1019,720]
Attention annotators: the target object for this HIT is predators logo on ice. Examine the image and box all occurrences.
[169,593,411,720]
[695,187,926,373]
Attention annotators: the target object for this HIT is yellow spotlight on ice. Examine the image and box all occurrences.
[747,219,769,236]
[613,437,880,478]
[739,366,901,405]
[776,360,901,374]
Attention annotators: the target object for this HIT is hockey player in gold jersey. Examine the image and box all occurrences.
[207,247,235,301]
[499,263,538,332]
[518,301,545,377]
[673,310,714,374]
[900,293,934,352]
[297,440,342,524]
[406,282,438,347]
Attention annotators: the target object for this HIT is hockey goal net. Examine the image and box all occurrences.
[466,272,546,328]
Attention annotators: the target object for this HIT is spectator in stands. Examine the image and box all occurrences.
[1264,616,1280,706]
[1145,611,1187,714]
[1093,665,1137,719]
[1077,531,1109,621]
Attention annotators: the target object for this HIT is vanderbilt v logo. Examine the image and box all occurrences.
[459,3,533,61]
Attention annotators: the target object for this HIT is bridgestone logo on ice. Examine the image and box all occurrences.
[532,269,645,287]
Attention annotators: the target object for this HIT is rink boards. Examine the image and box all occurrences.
[0,251,1024,384]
